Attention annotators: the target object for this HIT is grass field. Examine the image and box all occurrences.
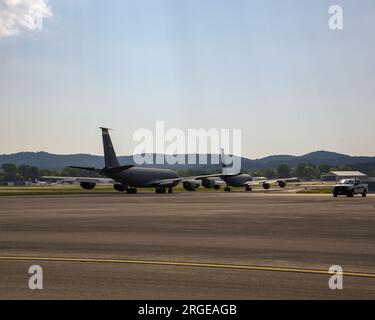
[0,185,114,196]
[0,185,230,196]
[297,188,332,194]
[0,183,336,196]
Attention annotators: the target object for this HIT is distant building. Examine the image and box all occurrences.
[321,171,368,182]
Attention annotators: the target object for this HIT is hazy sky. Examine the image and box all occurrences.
[0,0,374,158]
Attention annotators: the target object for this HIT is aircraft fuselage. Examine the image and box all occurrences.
[107,167,179,188]
[222,174,252,187]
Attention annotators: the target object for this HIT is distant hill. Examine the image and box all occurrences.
[247,151,375,170]
[0,152,105,170]
[0,150,374,171]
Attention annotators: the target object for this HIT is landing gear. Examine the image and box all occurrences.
[168,187,173,194]
[114,184,127,192]
[126,188,137,194]
[224,186,231,192]
[245,187,252,192]
[156,187,167,194]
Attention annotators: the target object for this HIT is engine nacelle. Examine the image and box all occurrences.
[202,178,221,190]
[278,180,287,188]
[262,182,271,190]
[114,184,127,192]
[183,180,200,191]
[80,182,96,190]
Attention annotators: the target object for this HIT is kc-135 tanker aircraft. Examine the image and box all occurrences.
[43,128,298,193]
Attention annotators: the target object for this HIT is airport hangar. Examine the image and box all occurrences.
[321,170,375,192]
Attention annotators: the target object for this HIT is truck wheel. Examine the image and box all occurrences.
[362,191,367,198]
[333,193,338,198]
[347,190,354,197]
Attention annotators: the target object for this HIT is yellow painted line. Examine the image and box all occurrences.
[0,256,375,279]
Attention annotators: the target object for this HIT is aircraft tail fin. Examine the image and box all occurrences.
[220,148,231,170]
[100,127,120,168]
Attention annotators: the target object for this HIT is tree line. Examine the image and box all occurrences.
[251,163,375,180]
[0,164,100,183]
[1,162,375,184]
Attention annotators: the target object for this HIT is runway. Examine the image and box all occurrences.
[0,193,375,299]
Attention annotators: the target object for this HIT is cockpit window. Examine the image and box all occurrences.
[338,179,354,184]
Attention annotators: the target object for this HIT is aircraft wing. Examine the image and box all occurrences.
[245,177,299,186]
[264,177,300,184]
[155,178,184,186]
[41,176,117,184]
[152,173,240,187]
[187,173,240,180]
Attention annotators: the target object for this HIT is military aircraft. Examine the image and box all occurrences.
[43,128,298,194]
[44,127,220,194]
[196,149,299,192]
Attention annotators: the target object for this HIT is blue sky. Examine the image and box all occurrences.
[0,0,374,158]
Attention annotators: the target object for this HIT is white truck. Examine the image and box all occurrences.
[332,179,368,198]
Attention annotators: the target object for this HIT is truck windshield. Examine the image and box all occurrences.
[338,179,354,184]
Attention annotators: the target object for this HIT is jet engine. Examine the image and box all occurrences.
[262,182,271,190]
[202,178,222,190]
[114,184,127,192]
[183,180,200,191]
[80,182,96,190]
[278,180,287,188]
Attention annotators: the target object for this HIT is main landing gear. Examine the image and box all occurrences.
[126,188,137,194]
[155,187,174,194]
[224,186,252,192]
[156,187,165,194]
